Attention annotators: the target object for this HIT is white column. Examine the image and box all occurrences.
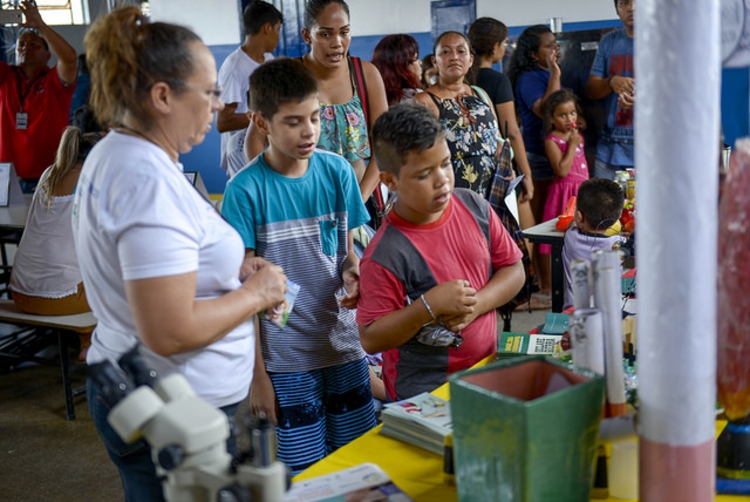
[636,0,719,500]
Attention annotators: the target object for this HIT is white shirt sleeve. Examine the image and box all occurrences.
[112,174,201,281]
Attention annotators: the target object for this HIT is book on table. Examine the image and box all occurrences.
[379,392,452,455]
[498,332,563,357]
[285,462,412,501]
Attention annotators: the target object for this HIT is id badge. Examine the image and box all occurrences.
[16,112,27,130]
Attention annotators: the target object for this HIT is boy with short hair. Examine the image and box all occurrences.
[562,178,627,309]
[221,58,376,474]
[357,103,526,401]
[217,0,283,176]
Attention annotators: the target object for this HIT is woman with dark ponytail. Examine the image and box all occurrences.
[468,17,534,203]
[506,24,562,298]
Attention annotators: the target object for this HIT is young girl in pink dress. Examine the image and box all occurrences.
[540,89,589,253]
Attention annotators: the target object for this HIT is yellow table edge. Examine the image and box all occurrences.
[294,355,749,502]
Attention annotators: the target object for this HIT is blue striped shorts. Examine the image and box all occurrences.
[268,357,377,474]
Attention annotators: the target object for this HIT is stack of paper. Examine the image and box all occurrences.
[379,392,452,455]
[286,463,412,502]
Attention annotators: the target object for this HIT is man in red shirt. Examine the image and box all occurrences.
[0,1,77,192]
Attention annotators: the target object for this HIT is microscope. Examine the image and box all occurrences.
[90,347,290,502]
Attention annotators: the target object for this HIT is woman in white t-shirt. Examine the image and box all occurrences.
[76,7,288,501]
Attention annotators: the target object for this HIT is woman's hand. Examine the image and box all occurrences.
[241,263,287,313]
[520,175,535,202]
[547,50,561,79]
[240,255,273,281]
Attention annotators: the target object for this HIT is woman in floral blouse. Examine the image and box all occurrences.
[415,31,507,197]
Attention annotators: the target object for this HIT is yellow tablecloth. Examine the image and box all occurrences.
[294,356,750,502]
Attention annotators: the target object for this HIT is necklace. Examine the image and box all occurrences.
[116,124,161,149]
[436,82,466,97]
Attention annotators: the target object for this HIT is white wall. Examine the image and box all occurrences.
[348,0,619,36]
[149,0,242,46]
[148,0,619,42]
[477,0,617,29]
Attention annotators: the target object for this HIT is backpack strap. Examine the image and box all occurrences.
[472,84,508,140]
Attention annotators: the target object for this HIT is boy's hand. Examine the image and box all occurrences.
[441,312,478,333]
[338,268,360,309]
[424,280,477,319]
[249,371,278,425]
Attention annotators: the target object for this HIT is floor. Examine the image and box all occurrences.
[0,308,550,501]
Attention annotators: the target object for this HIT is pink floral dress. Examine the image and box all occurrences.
[540,134,589,254]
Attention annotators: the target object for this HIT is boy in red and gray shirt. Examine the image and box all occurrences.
[357,103,525,401]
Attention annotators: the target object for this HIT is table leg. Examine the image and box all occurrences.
[58,330,76,421]
[551,244,564,313]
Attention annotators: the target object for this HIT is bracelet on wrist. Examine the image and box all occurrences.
[420,294,437,322]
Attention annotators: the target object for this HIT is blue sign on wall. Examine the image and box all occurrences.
[431,0,476,42]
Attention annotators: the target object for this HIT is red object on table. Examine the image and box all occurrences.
[555,196,577,231]
[718,142,750,422]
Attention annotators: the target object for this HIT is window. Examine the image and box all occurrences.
[1,0,89,26]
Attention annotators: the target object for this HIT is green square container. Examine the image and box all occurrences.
[449,355,605,502]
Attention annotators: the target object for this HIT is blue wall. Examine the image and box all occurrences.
[188,19,743,193]
[722,67,750,147]
[178,44,235,195]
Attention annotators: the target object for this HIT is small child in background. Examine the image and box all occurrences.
[562,178,627,309]
[541,89,589,255]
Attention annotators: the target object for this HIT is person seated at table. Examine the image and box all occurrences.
[562,178,627,309]
[357,103,525,401]
[9,125,102,361]
[221,58,377,475]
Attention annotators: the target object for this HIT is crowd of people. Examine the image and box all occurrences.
[0,0,636,499]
